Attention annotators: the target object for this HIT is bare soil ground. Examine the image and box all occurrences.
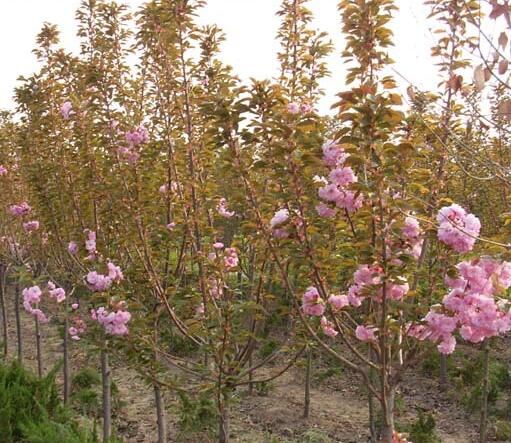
[1,288,503,443]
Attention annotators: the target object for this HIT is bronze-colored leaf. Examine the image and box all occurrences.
[499,59,509,75]
[473,65,485,91]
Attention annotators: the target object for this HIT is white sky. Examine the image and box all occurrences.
[0,1,438,113]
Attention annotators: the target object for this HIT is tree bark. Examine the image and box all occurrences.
[14,282,22,363]
[101,349,111,443]
[154,384,167,443]
[303,348,312,419]
[219,389,232,443]
[379,386,396,443]
[63,309,70,404]
[480,341,490,443]
[35,315,43,378]
[439,354,448,391]
[0,264,8,357]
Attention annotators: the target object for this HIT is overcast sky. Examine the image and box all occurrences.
[0,1,437,113]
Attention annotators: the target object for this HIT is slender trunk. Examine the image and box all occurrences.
[480,341,490,443]
[379,386,396,443]
[14,282,22,363]
[63,309,70,404]
[101,349,111,443]
[368,349,377,443]
[0,265,8,357]
[154,384,167,443]
[219,389,232,443]
[439,354,448,391]
[35,316,43,378]
[303,348,312,419]
[248,352,254,395]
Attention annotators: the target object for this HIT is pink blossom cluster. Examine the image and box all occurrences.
[437,204,481,253]
[0,165,7,175]
[10,202,31,217]
[401,216,423,259]
[208,277,223,299]
[287,102,313,115]
[23,220,40,233]
[223,247,239,270]
[60,101,74,120]
[68,317,86,341]
[22,286,48,323]
[355,325,378,342]
[92,306,131,336]
[302,286,325,316]
[47,281,66,303]
[118,125,149,165]
[217,198,235,218]
[317,140,362,215]
[84,230,96,260]
[68,240,78,255]
[86,262,123,292]
[270,208,290,238]
[409,258,511,354]
[346,264,383,307]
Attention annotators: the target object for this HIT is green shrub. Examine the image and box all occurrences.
[178,390,219,435]
[71,368,101,392]
[0,361,97,442]
[405,412,441,443]
[495,420,511,441]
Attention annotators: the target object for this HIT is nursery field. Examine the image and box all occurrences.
[2,0,511,442]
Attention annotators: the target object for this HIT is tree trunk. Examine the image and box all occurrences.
[368,349,377,443]
[63,310,70,404]
[439,354,448,391]
[379,386,396,443]
[154,384,167,443]
[0,264,8,357]
[480,341,490,443]
[248,352,254,395]
[304,348,312,419]
[14,282,22,363]
[101,349,111,443]
[219,389,232,443]
[35,315,43,378]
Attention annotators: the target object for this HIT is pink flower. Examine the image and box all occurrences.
[335,190,363,212]
[270,209,289,228]
[213,242,224,249]
[49,286,66,303]
[387,281,409,301]
[23,220,40,232]
[60,101,73,119]
[437,204,481,253]
[321,316,338,337]
[68,241,78,255]
[96,306,131,336]
[355,325,378,342]
[166,222,176,231]
[300,103,313,114]
[86,271,112,292]
[403,216,421,239]
[71,303,79,310]
[322,140,348,167]
[196,302,205,317]
[437,335,456,354]
[107,262,124,283]
[287,102,300,114]
[302,287,325,316]
[328,294,349,312]
[329,167,357,187]
[0,165,7,175]
[217,198,235,218]
[159,184,168,194]
[316,203,337,218]
[272,228,289,239]
[125,125,149,146]
[318,183,342,202]
[223,247,239,270]
[10,202,31,217]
